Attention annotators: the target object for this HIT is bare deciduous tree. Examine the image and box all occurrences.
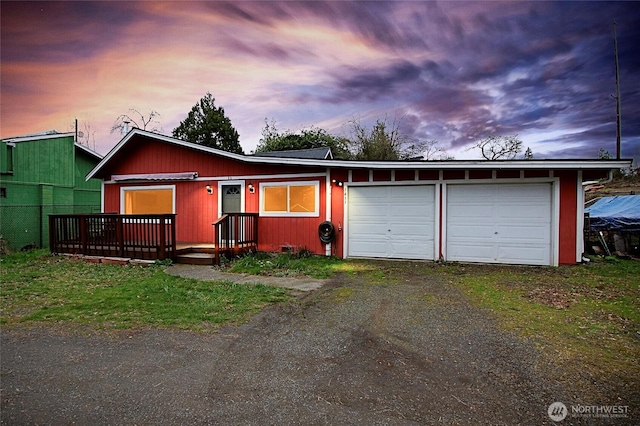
[349,117,405,161]
[348,116,452,161]
[410,139,453,160]
[471,135,523,160]
[111,109,162,134]
[79,121,96,149]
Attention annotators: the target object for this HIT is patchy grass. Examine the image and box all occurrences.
[446,258,639,403]
[226,251,346,279]
[0,250,289,331]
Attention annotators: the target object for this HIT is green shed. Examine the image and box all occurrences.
[0,131,103,251]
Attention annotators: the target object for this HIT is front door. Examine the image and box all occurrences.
[221,184,242,241]
[222,185,241,214]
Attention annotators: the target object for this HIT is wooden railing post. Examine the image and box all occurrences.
[172,216,175,258]
[254,214,258,249]
[116,215,124,257]
[159,216,166,259]
[80,216,88,254]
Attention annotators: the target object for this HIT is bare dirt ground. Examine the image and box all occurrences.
[1,265,633,425]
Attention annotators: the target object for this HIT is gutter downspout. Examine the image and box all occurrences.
[325,169,332,257]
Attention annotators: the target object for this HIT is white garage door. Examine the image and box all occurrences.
[446,183,552,265]
[348,185,435,260]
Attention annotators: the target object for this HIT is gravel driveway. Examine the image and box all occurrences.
[1,262,608,425]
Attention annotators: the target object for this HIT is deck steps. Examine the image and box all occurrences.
[174,243,257,266]
[175,252,216,265]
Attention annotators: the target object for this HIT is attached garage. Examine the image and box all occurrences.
[445,183,553,265]
[347,185,436,260]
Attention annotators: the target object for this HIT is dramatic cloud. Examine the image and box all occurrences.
[1,1,638,163]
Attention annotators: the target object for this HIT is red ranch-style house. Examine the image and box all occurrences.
[50,129,629,266]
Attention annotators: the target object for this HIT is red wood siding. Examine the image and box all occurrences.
[351,169,369,182]
[103,181,218,243]
[443,170,465,180]
[525,169,551,178]
[330,170,347,257]
[395,170,416,181]
[468,170,492,179]
[557,170,578,265]
[99,136,324,179]
[496,169,520,179]
[255,177,328,254]
[373,170,392,181]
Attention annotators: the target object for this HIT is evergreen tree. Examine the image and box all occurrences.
[172,93,243,154]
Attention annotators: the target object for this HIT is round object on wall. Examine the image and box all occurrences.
[318,221,336,244]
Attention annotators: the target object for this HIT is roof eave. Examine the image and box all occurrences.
[86,129,632,181]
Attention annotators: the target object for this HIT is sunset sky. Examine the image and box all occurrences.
[2,1,639,161]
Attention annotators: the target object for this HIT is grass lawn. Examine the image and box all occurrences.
[442,257,639,402]
[0,250,289,332]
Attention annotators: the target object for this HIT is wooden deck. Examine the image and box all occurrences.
[49,214,176,260]
[49,213,258,266]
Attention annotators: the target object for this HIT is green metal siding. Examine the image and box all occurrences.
[0,135,102,251]
[75,149,102,191]
[1,136,74,186]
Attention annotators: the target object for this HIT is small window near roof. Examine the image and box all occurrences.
[260,182,319,217]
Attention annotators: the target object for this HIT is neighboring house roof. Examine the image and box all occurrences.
[86,129,631,180]
[585,195,640,231]
[2,130,103,161]
[2,130,64,142]
[253,147,333,160]
[2,130,75,143]
[73,142,103,161]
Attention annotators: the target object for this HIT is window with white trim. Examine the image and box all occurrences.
[260,181,319,217]
[121,185,175,214]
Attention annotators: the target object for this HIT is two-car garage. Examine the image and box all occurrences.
[347,183,554,266]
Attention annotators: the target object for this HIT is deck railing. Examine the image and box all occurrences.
[49,214,176,260]
[212,213,258,264]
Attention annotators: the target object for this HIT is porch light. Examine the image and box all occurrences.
[248,183,255,193]
[332,179,343,187]
[206,185,213,195]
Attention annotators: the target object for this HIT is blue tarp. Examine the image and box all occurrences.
[585,195,640,232]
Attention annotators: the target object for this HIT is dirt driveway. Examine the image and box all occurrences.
[1,263,605,425]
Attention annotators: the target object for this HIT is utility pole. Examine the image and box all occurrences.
[613,20,621,159]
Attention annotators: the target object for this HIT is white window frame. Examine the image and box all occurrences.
[120,185,176,215]
[259,181,320,217]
